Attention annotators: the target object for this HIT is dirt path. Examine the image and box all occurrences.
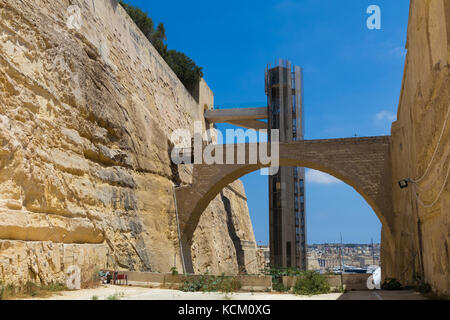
[26,285,342,300]
[23,285,427,300]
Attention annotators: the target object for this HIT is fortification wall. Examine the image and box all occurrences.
[0,0,256,286]
[389,0,449,296]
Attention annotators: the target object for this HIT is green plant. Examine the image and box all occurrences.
[381,278,402,290]
[91,295,99,300]
[105,293,123,300]
[24,281,39,297]
[170,266,179,276]
[272,281,289,292]
[292,271,330,296]
[263,265,304,284]
[165,50,203,92]
[0,281,67,299]
[119,1,203,92]
[181,273,241,293]
[45,282,67,292]
[0,282,14,300]
[221,276,242,293]
[5,284,15,299]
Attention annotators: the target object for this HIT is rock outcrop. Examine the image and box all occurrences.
[0,0,257,286]
[388,0,449,297]
[192,181,258,275]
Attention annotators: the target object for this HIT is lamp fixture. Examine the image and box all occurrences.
[398,179,411,189]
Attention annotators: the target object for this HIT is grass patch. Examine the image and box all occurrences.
[292,271,330,296]
[0,283,16,300]
[263,265,304,284]
[105,292,124,300]
[181,273,241,293]
[0,281,69,300]
[272,281,289,293]
[263,265,303,293]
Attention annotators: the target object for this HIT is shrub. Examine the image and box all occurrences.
[381,278,402,290]
[0,281,68,299]
[0,282,16,300]
[46,282,66,292]
[272,281,289,292]
[165,50,203,93]
[24,281,39,297]
[170,267,179,276]
[181,273,241,293]
[105,293,120,300]
[263,265,303,285]
[221,277,242,293]
[293,271,330,296]
[119,1,203,93]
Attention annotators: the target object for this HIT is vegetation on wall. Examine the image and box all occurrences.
[381,278,402,290]
[119,1,203,94]
[0,281,68,300]
[181,273,242,293]
[264,266,331,295]
[292,271,330,295]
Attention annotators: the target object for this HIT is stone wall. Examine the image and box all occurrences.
[389,0,449,296]
[0,0,257,286]
[192,180,258,275]
[283,274,371,291]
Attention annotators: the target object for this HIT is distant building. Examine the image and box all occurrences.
[307,243,380,272]
[356,256,380,268]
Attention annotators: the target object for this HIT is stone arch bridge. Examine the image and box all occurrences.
[175,136,393,273]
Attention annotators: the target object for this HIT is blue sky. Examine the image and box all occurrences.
[125,0,410,244]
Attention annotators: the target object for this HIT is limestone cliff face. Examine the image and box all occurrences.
[0,0,256,286]
[192,180,258,275]
[389,0,449,296]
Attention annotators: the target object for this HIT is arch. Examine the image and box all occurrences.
[175,136,393,273]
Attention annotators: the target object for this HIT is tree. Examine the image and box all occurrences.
[119,1,203,94]
[166,50,203,93]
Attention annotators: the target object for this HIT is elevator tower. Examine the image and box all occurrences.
[266,60,307,269]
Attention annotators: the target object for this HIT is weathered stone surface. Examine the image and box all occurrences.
[389,0,449,297]
[0,0,257,285]
[191,180,258,275]
[0,240,108,287]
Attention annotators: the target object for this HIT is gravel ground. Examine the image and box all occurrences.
[24,285,427,300]
[26,285,343,300]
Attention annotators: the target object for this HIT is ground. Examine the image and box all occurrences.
[23,285,427,300]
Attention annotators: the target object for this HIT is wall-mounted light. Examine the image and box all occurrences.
[398,179,410,189]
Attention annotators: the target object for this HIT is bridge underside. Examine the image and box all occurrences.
[204,107,268,130]
[174,136,393,273]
